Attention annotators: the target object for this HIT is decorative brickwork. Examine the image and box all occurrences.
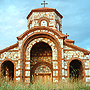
[0,7,90,84]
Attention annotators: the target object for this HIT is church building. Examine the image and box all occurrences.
[0,7,90,84]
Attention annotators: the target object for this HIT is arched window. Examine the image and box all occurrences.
[41,20,47,27]
[56,23,59,31]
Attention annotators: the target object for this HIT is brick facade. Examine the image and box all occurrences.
[0,7,90,83]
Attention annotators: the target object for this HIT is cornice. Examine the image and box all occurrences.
[27,7,63,19]
[65,39,75,44]
[17,26,67,40]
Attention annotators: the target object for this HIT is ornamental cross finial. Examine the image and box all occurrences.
[41,1,48,7]
[66,33,69,37]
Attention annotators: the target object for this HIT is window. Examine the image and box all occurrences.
[56,23,59,31]
[41,20,47,27]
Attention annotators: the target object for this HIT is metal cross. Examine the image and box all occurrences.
[66,33,69,37]
[41,1,48,7]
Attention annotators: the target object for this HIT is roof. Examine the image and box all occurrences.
[27,7,63,19]
[64,39,90,55]
[0,42,19,54]
[65,39,75,44]
[17,26,67,40]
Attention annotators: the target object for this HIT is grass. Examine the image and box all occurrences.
[0,77,90,90]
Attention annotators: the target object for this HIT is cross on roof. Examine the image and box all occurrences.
[41,1,48,7]
[66,33,69,37]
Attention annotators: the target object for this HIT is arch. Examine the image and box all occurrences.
[38,17,50,27]
[41,20,47,27]
[30,42,53,82]
[0,59,16,81]
[17,26,66,40]
[26,38,56,62]
[30,62,53,82]
[68,58,85,80]
[30,41,52,65]
[31,62,53,75]
[55,20,61,32]
[20,31,62,82]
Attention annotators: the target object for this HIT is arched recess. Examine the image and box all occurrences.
[30,62,53,83]
[30,42,52,82]
[55,20,61,32]
[68,58,85,80]
[0,59,16,81]
[38,17,50,27]
[21,32,62,82]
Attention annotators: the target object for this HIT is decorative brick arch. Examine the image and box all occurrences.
[26,37,57,61]
[67,58,85,79]
[20,31,62,82]
[30,62,53,82]
[38,17,50,26]
[0,59,16,81]
[31,62,53,75]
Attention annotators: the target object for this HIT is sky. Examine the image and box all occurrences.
[0,0,90,52]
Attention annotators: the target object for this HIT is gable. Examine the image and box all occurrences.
[64,39,90,55]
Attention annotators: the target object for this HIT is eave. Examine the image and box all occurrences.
[0,41,19,54]
[27,7,63,19]
[17,26,67,40]
[64,39,90,55]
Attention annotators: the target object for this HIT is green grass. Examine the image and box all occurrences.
[0,78,90,90]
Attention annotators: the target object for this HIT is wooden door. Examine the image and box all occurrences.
[34,73,51,82]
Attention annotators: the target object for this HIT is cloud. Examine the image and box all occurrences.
[0,0,90,52]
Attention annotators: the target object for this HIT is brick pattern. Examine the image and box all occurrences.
[35,65,51,73]
[0,47,21,82]
[25,37,58,83]
[27,12,62,32]
[26,38,57,61]
[30,42,52,68]
[0,51,19,60]
[63,45,90,82]
[0,7,90,84]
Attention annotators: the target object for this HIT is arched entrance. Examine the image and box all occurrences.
[1,61,14,80]
[69,60,83,79]
[34,65,52,82]
[30,42,52,82]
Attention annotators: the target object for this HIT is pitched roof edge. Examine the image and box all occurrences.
[27,7,63,19]
[0,41,19,54]
[64,40,90,55]
[65,39,75,44]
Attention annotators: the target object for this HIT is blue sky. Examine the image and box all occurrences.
[0,0,90,51]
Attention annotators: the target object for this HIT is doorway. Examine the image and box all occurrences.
[1,61,14,80]
[69,60,83,79]
[30,41,52,82]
